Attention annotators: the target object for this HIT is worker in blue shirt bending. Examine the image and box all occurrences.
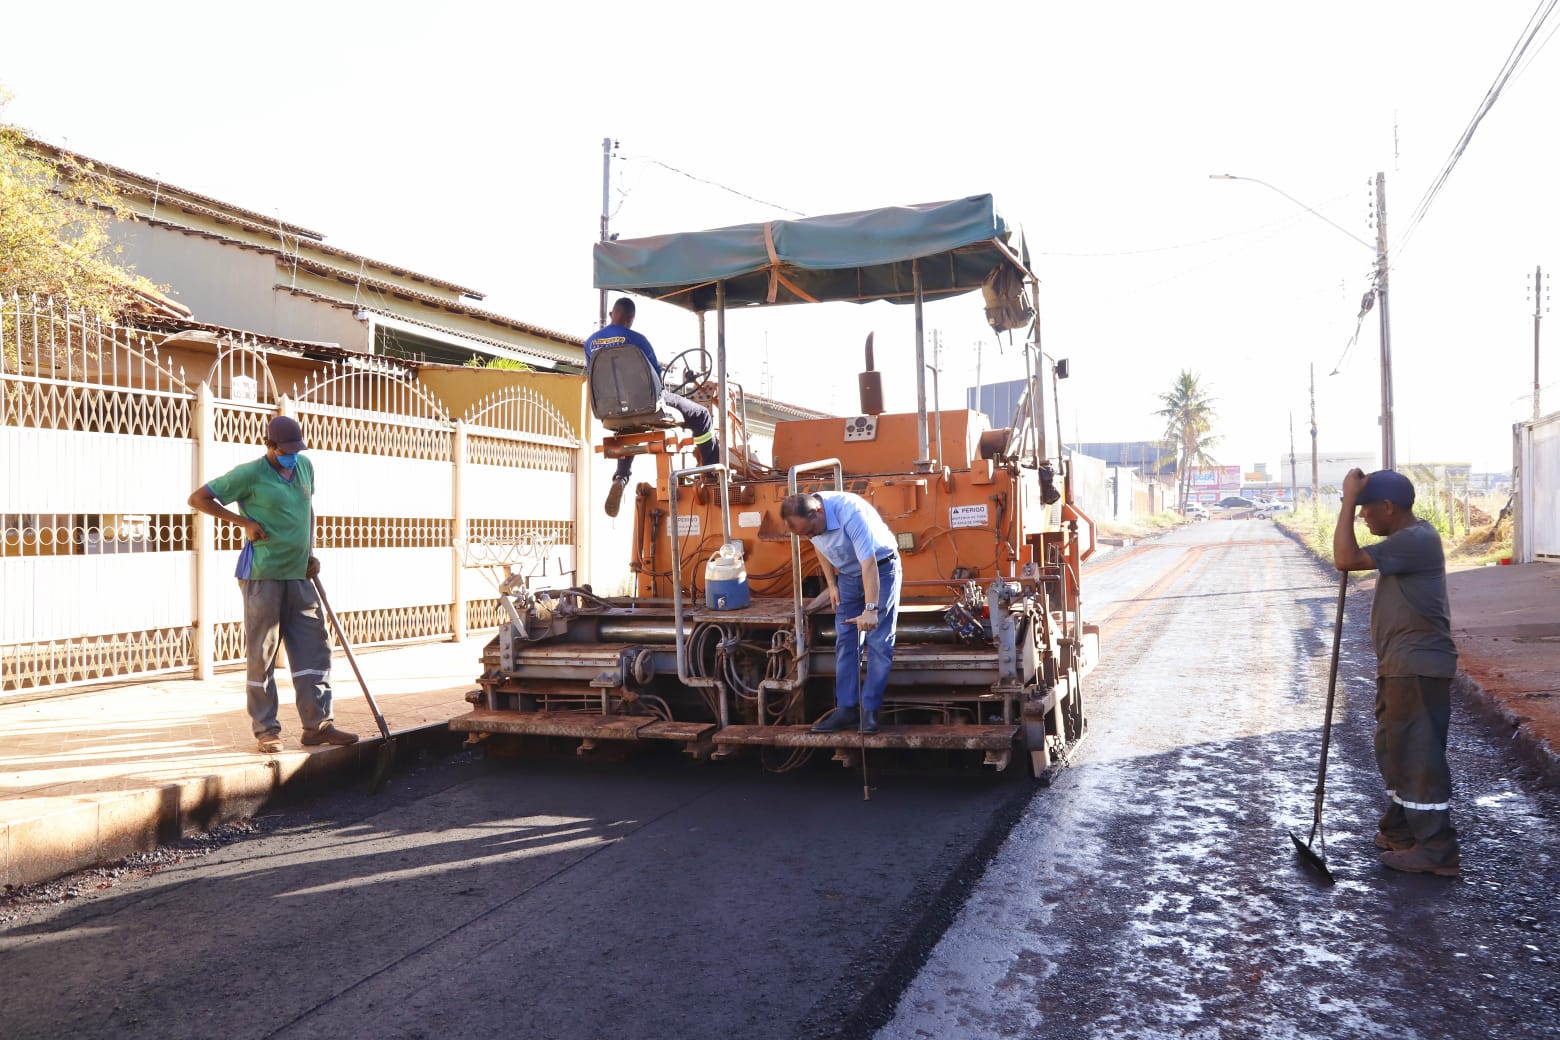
[584,298,718,517]
[780,491,901,734]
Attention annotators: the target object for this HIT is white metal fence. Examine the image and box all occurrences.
[1,293,582,698]
[1515,412,1560,564]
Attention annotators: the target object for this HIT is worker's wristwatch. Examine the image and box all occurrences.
[863,601,877,611]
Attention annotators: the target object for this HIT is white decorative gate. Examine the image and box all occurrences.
[292,358,459,649]
[1,295,198,693]
[457,386,580,632]
[1,293,586,699]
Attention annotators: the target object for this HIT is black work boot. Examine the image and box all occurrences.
[860,710,880,734]
[812,706,860,733]
[605,476,628,518]
[1374,831,1415,852]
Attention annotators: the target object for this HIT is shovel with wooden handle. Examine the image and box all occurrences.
[311,577,397,795]
[1290,570,1348,885]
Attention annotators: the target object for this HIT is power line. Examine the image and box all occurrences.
[615,154,805,217]
[1511,4,1560,82]
[1328,290,1375,376]
[1394,0,1559,258]
[1039,195,1356,258]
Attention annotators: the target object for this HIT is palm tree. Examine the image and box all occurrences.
[1156,370,1219,510]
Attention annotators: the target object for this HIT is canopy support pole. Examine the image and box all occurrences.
[716,281,729,475]
[1027,275,1048,467]
[913,260,933,473]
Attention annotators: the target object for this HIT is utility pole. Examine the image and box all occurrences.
[599,137,613,329]
[1289,412,1298,504]
[1310,363,1319,503]
[1374,172,1396,470]
[1534,265,1546,420]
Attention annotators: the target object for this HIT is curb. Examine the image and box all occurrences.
[1452,672,1560,790]
[2,723,458,890]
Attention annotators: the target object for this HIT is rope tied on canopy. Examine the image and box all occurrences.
[762,222,819,305]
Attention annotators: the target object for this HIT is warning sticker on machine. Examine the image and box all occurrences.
[738,511,762,529]
[675,514,701,536]
[949,504,988,529]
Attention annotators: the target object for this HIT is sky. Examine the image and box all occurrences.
[4,0,1556,474]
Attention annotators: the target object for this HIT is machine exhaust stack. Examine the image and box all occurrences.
[858,332,884,415]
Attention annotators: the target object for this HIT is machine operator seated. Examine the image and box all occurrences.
[585,297,718,518]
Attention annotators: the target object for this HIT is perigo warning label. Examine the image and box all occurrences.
[949,504,988,529]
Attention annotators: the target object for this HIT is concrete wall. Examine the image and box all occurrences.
[114,222,370,349]
[1068,450,1111,521]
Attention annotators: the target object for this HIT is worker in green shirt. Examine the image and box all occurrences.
[189,416,358,754]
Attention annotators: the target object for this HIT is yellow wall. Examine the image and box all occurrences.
[415,367,586,430]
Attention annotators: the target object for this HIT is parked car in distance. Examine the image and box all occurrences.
[1256,501,1294,519]
[1214,496,1257,510]
[1182,503,1210,521]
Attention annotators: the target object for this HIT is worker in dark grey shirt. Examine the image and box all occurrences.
[1334,468,1460,877]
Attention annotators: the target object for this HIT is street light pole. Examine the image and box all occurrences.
[1310,362,1320,502]
[1534,265,1546,421]
[1289,412,1298,504]
[1210,172,1396,470]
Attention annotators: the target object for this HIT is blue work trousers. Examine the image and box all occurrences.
[832,555,900,712]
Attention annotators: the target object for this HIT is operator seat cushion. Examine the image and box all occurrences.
[587,342,686,432]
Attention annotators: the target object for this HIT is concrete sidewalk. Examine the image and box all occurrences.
[1445,562,1560,780]
[1,637,488,888]
[3,562,1556,892]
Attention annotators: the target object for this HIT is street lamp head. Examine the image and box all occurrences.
[1208,172,1375,251]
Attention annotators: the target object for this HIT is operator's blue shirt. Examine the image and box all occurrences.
[809,491,898,578]
[584,323,659,373]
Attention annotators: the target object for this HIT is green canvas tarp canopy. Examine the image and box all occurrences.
[592,194,1031,315]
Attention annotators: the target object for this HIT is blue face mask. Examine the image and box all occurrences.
[276,452,299,470]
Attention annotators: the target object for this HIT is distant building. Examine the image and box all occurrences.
[968,379,1029,432]
[1471,471,1512,494]
[1273,450,1378,496]
[26,136,583,370]
[1069,441,1177,477]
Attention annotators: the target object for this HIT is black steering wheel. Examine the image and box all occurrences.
[661,347,713,396]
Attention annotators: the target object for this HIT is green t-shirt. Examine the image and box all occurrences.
[205,455,316,580]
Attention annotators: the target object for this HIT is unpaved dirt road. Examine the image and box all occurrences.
[2,521,1555,1039]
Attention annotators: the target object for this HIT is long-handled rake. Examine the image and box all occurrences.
[859,645,872,802]
[1290,570,1348,885]
[312,577,397,795]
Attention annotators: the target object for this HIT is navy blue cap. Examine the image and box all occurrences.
[1359,470,1414,507]
[265,416,308,453]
